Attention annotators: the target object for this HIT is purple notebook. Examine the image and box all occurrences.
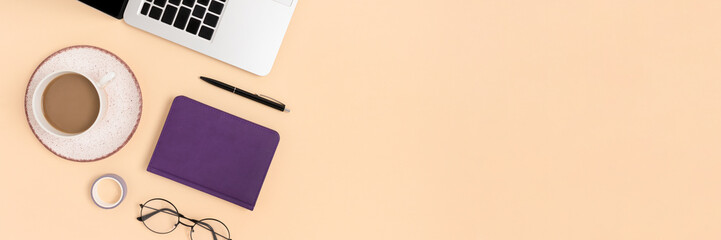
[148,96,280,210]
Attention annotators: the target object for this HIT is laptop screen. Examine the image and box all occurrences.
[78,0,129,19]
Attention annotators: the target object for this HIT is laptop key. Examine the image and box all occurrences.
[149,6,163,20]
[161,5,178,25]
[208,1,224,15]
[186,18,201,34]
[143,0,225,41]
[192,5,206,18]
[198,26,214,40]
[141,2,151,15]
[203,13,219,27]
[174,7,192,29]
[153,0,167,7]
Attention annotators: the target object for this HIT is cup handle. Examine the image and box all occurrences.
[98,72,115,88]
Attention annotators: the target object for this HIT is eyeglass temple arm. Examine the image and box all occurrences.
[136,204,182,222]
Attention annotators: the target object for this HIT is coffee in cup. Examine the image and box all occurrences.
[41,73,100,134]
[32,71,115,137]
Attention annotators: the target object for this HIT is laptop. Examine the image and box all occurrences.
[80,0,297,76]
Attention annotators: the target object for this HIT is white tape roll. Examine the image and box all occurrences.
[91,174,127,209]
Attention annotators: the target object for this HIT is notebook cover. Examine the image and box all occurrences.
[148,96,280,210]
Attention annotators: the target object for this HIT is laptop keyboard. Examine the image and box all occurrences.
[140,0,227,41]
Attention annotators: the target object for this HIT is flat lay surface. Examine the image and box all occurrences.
[2,1,721,239]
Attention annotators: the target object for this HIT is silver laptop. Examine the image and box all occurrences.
[123,0,296,76]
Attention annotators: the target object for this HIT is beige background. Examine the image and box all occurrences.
[1,0,721,239]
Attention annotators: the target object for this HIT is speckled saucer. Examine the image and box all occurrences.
[25,45,142,162]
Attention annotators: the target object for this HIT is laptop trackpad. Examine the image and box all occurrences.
[272,0,292,7]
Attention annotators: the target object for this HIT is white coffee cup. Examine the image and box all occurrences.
[32,70,115,137]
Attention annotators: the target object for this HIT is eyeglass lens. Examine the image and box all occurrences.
[192,219,231,240]
[140,199,179,234]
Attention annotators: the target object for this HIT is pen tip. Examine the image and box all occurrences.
[199,76,213,83]
[284,108,291,113]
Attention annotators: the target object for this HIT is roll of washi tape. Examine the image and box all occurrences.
[91,173,127,209]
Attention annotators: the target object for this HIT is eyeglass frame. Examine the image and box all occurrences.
[136,198,232,240]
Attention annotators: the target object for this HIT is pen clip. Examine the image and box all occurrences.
[258,94,285,106]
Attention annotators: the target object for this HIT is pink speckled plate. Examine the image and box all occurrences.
[25,45,142,162]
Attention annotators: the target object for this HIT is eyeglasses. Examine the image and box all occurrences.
[137,198,232,240]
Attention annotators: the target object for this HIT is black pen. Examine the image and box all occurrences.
[200,76,290,112]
